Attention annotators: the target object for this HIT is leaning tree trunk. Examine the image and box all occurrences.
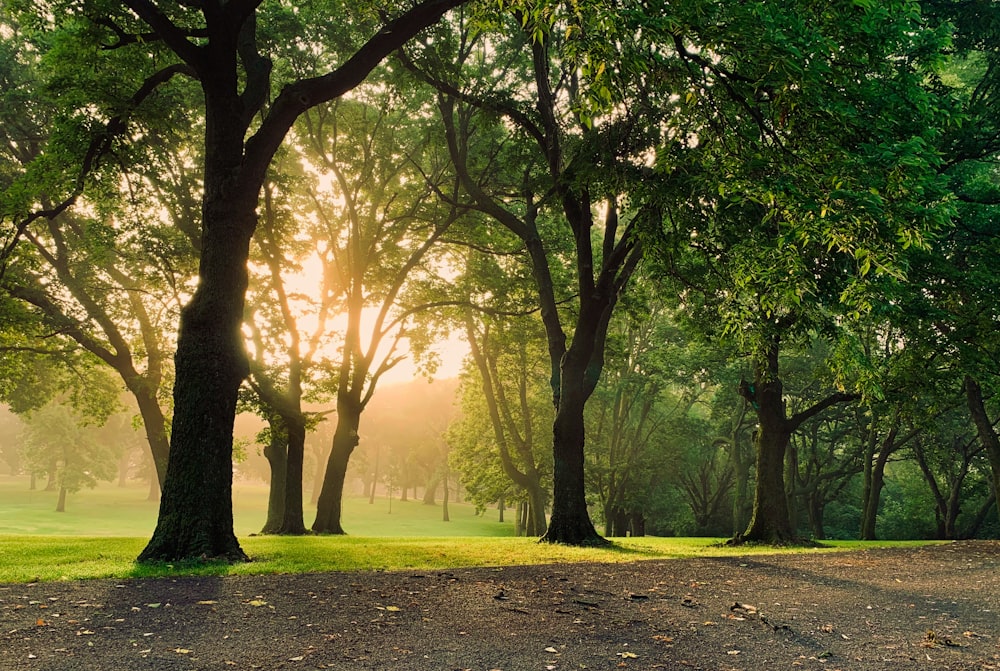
[312,398,361,534]
[56,486,67,513]
[966,375,1000,528]
[132,384,171,489]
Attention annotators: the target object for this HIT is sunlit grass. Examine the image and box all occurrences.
[0,534,939,584]
[0,475,517,537]
[0,475,942,584]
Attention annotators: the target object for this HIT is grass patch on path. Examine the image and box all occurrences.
[0,535,936,583]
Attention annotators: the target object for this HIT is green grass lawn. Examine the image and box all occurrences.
[0,475,516,537]
[0,475,937,584]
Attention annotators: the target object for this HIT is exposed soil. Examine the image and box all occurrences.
[2,541,999,671]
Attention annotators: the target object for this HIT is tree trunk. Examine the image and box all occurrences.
[629,511,645,537]
[137,125,255,562]
[516,501,526,536]
[55,486,67,513]
[541,368,605,545]
[260,425,288,534]
[423,474,439,504]
[277,417,307,534]
[147,474,160,502]
[498,497,505,523]
[807,493,826,540]
[133,385,170,488]
[966,375,1000,529]
[312,399,361,534]
[741,371,796,543]
[731,452,750,536]
[442,472,450,522]
[368,445,379,504]
[860,433,893,540]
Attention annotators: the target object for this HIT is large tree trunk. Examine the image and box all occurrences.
[738,342,855,544]
[55,486,67,513]
[966,375,1000,528]
[541,367,605,545]
[137,114,255,562]
[740,345,796,543]
[312,398,361,533]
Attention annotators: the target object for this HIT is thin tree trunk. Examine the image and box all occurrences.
[442,472,450,522]
[55,486,67,513]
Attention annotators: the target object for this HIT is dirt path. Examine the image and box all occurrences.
[2,541,999,670]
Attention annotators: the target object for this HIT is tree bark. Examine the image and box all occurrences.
[738,342,856,544]
[312,398,361,533]
[542,357,606,545]
[966,375,1000,528]
[860,426,896,540]
[278,416,308,534]
[260,421,287,534]
[56,486,67,513]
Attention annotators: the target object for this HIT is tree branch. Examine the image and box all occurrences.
[788,392,860,432]
[243,0,468,190]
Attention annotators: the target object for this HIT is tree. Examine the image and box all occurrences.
[0,15,198,494]
[18,371,123,513]
[642,0,950,543]
[3,0,468,561]
[451,310,553,536]
[303,74,462,534]
[242,155,341,535]
[409,7,653,544]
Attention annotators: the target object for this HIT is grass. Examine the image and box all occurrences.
[0,532,938,584]
[0,475,517,537]
[0,475,939,584]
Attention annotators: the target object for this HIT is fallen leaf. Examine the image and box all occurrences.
[384,606,401,612]
[289,656,304,661]
[247,600,267,607]
[197,600,217,605]
[544,647,558,653]
[618,652,639,658]
[146,603,162,609]
[35,619,46,627]
[174,648,192,654]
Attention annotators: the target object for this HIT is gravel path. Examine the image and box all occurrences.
[2,541,999,670]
